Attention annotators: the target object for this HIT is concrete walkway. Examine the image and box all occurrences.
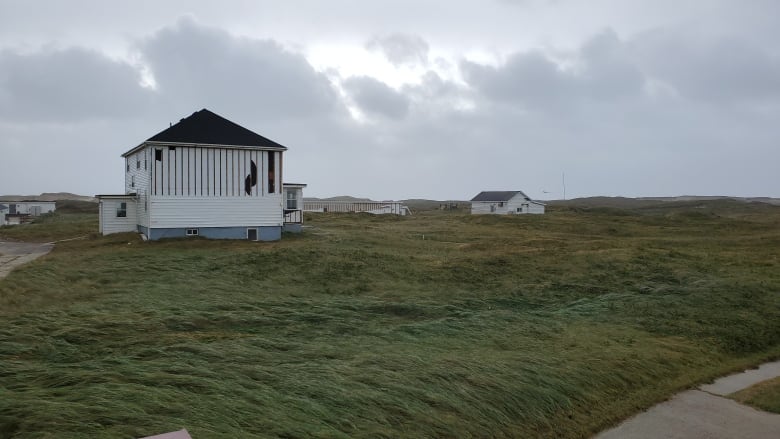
[596,360,780,438]
[0,241,54,279]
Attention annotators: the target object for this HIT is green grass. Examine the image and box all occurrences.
[728,376,780,413]
[1,203,779,438]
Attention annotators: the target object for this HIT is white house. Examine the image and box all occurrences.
[1,201,56,225]
[470,191,546,215]
[97,109,304,241]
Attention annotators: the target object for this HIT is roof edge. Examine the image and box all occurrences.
[121,141,288,157]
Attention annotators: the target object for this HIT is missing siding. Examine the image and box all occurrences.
[268,152,275,193]
[245,159,258,196]
[155,149,163,161]
[250,160,258,185]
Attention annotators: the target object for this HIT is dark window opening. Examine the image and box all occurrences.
[131,175,135,188]
[169,146,176,151]
[155,149,163,161]
[247,228,258,241]
[117,202,127,217]
[126,161,129,172]
[268,152,275,193]
[186,228,199,236]
[144,157,147,170]
[136,159,140,169]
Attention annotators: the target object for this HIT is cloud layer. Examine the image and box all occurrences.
[1,6,779,200]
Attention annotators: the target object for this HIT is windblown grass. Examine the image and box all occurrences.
[728,377,780,414]
[1,202,779,438]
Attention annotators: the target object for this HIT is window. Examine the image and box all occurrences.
[131,175,135,188]
[517,207,522,213]
[117,202,127,217]
[144,157,147,170]
[186,228,199,236]
[490,205,496,212]
[126,160,129,172]
[286,190,298,209]
[155,149,163,161]
[136,158,140,169]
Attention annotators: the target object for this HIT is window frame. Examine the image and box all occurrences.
[186,228,199,237]
[116,202,127,218]
[286,190,298,210]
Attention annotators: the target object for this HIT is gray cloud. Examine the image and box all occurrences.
[366,33,429,66]
[631,28,780,103]
[0,47,151,122]
[343,76,410,119]
[461,29,645,109]
[139,17,344,121]
[461,51,572,107]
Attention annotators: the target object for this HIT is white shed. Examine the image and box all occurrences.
[1,201,56,225]
[97,194,138,235]
[470,191,546,215]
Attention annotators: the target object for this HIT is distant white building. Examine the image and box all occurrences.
[303,200,410,215]
[97,109,304,241]
[470,191,545,215]
[1,201,56,225]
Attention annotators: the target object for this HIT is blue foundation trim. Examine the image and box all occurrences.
[147,226,282,241]
[283,224,303,233]
[258,226,281,241]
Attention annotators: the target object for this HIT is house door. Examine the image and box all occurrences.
[247,228,258,241]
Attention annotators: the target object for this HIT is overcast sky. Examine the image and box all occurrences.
[1,0,778,200]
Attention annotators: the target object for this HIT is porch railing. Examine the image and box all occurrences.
[284,209,303,224]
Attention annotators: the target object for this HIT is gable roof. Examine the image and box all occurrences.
[123,109,287,156]
[470,191,530,202]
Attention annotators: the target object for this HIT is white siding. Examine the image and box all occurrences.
[99,199,137,235]
[527,203,545,214]
[473,195,545,215]
[149,195,283,228]
[125,147,152,227]
[148,145,273,198]
[471,201,509,214]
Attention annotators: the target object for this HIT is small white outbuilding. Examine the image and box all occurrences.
[470,191,545,215]
[1,201,56,225]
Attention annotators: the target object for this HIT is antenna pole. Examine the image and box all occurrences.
[562,172,566,200]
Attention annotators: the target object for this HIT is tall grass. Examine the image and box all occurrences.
[1,203,779,438]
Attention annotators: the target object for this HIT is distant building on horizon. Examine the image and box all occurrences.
[470,191,545,215]
[0,200,56,225]
[97,108,305,241]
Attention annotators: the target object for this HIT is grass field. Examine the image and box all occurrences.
[1,201,779,438]
[729,376,780,414]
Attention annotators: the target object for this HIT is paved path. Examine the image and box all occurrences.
[0,241,54,279]
[596,360,780,438]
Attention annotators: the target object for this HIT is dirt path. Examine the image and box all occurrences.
[595,360,780,438]
[0,241,54,279]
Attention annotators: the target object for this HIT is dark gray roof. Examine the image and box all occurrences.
[133,109,288,153]
[470,191,530,202]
